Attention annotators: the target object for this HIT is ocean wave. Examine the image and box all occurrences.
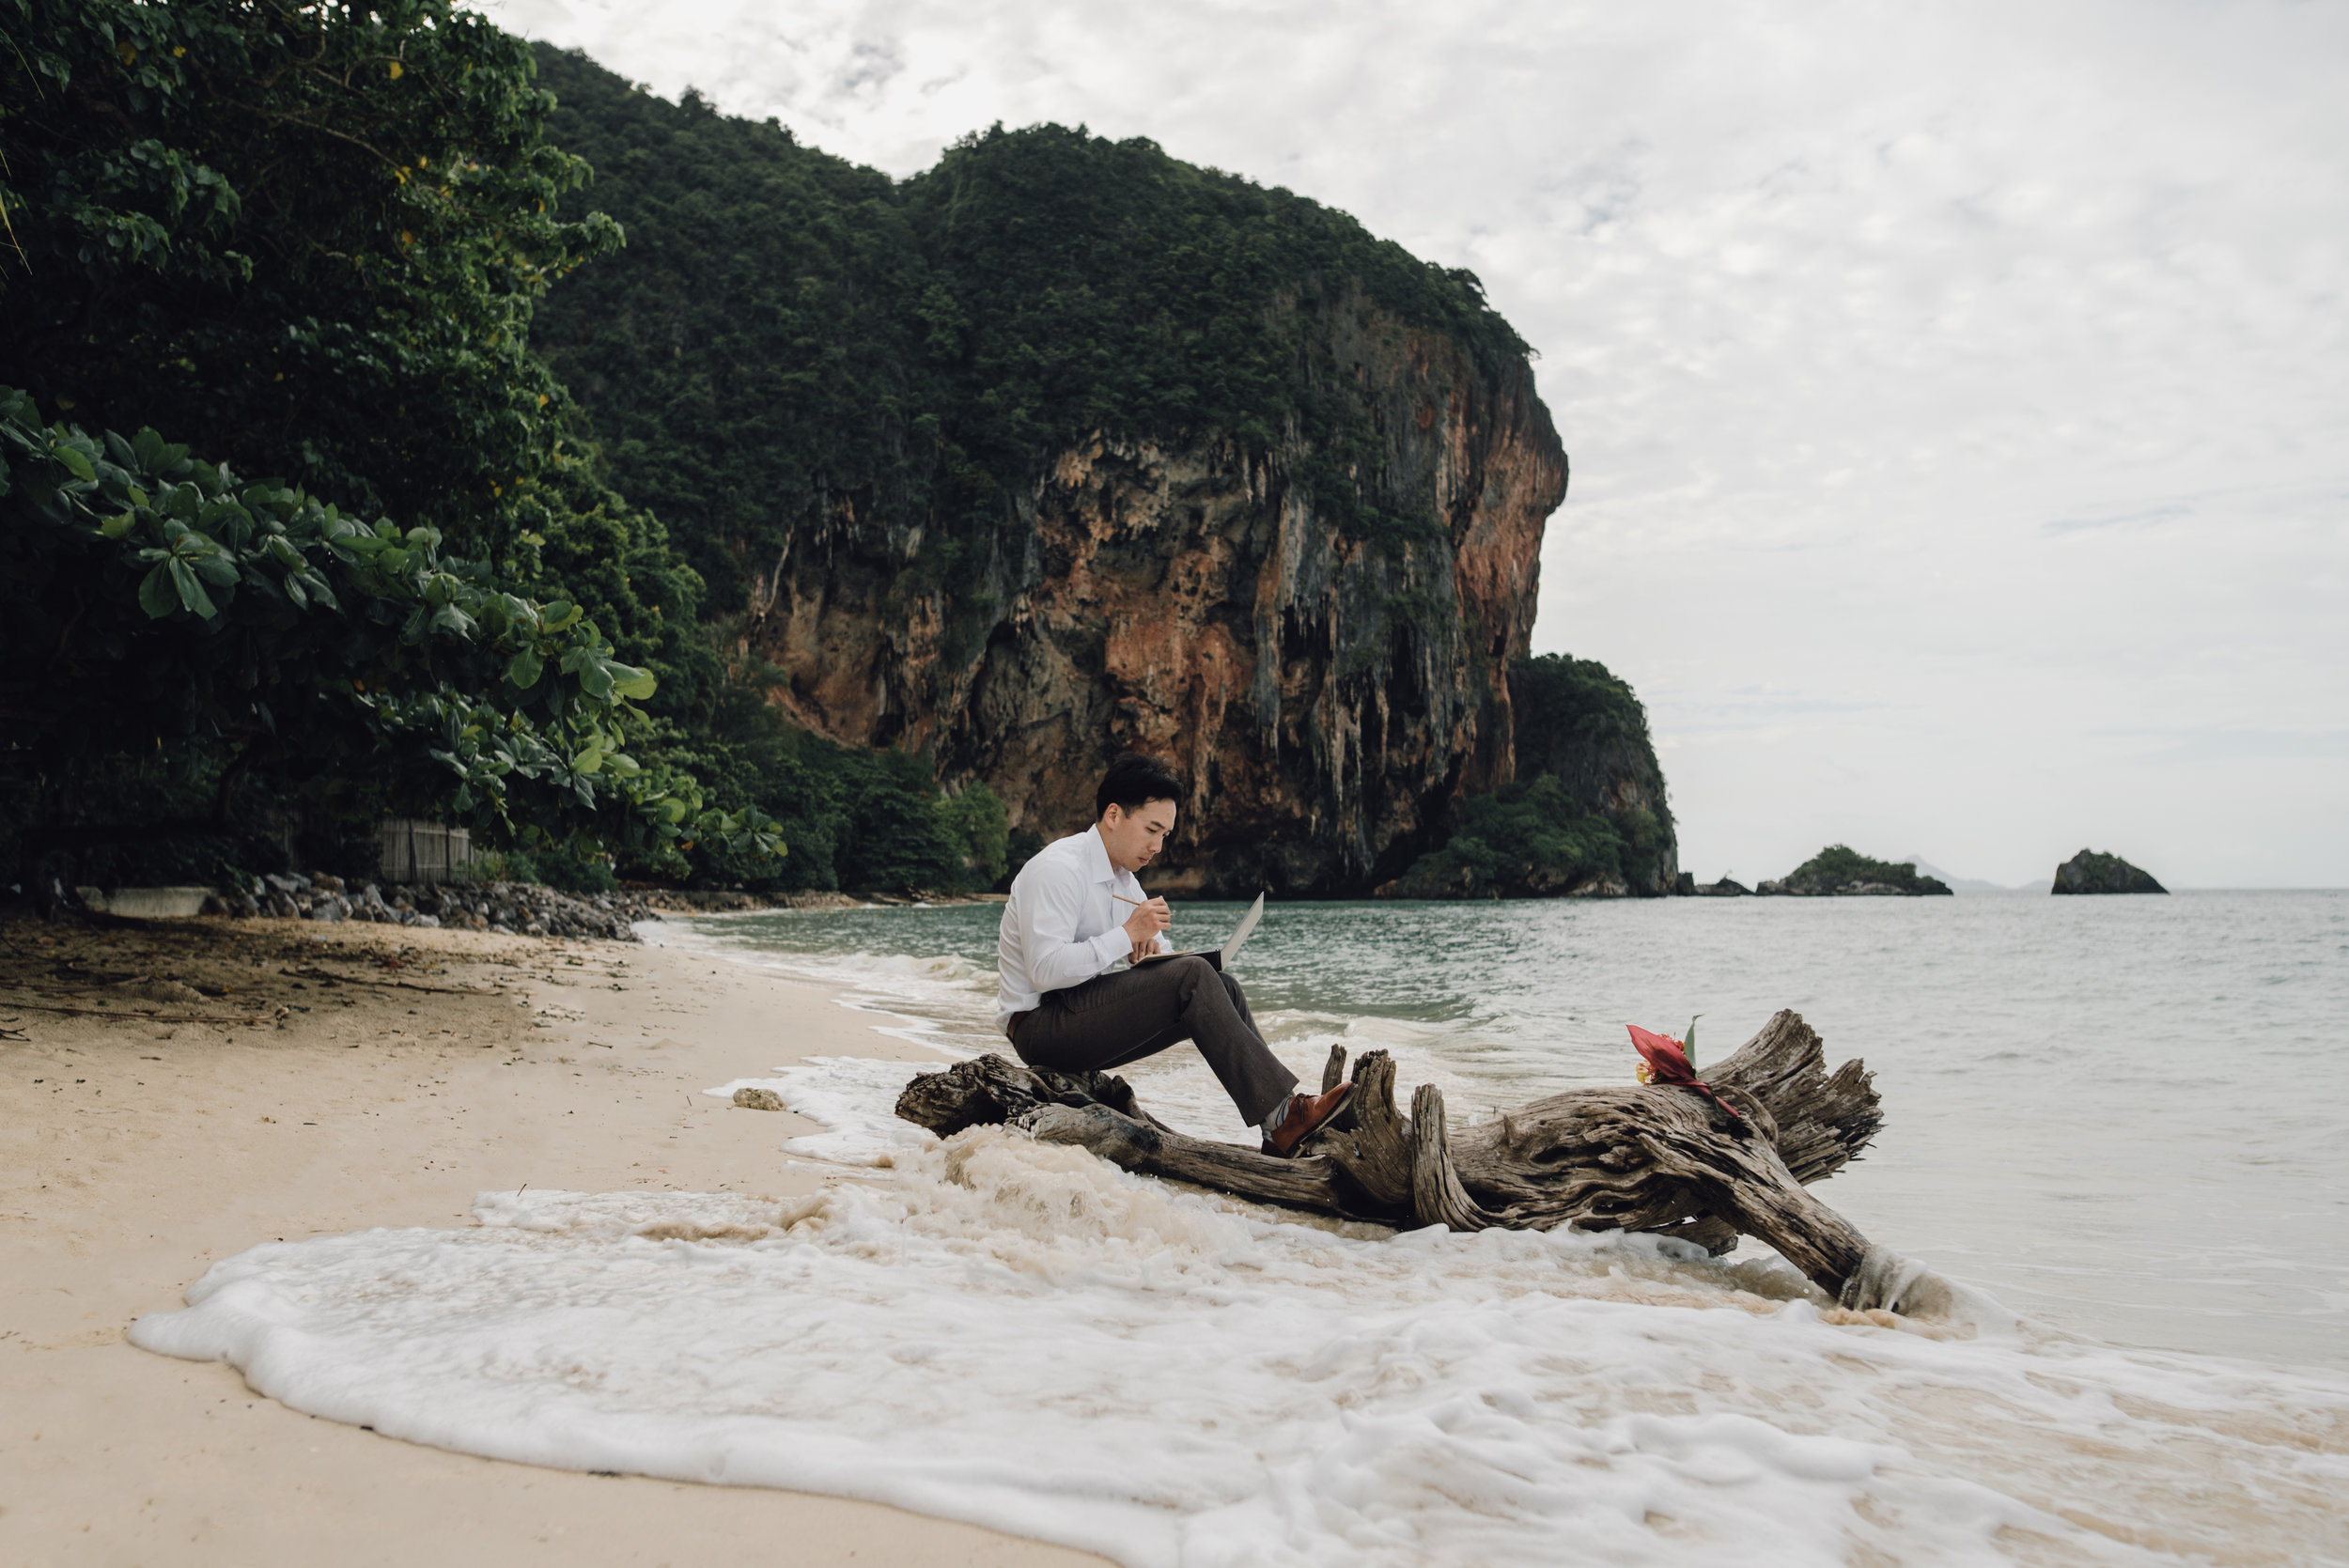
[132,1134,2349,1566]
[132,1048,2349,1565]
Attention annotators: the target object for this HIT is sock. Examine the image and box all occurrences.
[1260,1096,1298,1141]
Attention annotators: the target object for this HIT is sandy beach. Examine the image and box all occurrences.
[9,905,2345,1567]
[0,910,1103,1568]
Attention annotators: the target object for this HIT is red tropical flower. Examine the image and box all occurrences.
[1627,1024,1744,1120]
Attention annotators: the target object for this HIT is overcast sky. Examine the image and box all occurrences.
[486,0,2348,887]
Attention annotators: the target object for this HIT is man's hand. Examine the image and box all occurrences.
[1122,896,1171,962]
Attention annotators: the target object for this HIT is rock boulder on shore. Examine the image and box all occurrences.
[2050,849,2167,894]
[207,874,661,940]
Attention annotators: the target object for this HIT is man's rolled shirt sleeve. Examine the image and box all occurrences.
[1021,861,1130,991]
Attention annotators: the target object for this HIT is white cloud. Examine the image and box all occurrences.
[486,0,2349,885]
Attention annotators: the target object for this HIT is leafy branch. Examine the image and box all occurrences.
[0,384,782,863]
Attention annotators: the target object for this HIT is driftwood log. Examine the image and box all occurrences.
[896,1009,1949,1315]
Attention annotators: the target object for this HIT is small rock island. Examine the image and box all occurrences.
[1757,846,1952,896]
[2050,849,2167,894]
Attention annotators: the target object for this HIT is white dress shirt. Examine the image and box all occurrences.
[995,826,1166,1036]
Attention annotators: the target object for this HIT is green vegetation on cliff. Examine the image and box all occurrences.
[527,45,1532,615]
[1380,656,1679,899]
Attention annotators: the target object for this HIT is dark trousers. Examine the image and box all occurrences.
[1012,955,1299,1128]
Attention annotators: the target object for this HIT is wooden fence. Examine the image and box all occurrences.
[377,819,474,884]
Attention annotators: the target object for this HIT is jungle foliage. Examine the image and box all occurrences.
[659,675,1011,894]
[0,387,780,889]
[0,1,1003,894]
[526,47,1532,614]
[0,0,714,729]
[0,0,619,540]
[1385,655,1678,899]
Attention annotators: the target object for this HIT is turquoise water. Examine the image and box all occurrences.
[669,890,2349,1372]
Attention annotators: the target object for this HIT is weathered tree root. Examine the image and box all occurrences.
[894,1010,1943,1312]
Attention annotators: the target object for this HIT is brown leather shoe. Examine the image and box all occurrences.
[1260,1081,1354,1157]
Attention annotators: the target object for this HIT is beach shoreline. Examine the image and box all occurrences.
[10,906,2347,1566]
[0,911,1104,1568]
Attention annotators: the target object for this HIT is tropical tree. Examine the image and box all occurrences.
[0,388,779,894]
[0,0,617,543]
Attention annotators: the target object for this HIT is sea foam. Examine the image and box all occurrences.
[132,1055,2349,1567]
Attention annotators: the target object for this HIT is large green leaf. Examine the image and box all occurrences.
[137,562,179,618]
[198,497,252,540]
[167,556,217,617]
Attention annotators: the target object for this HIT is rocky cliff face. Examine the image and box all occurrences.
[520,66,1575,894]
[752,310,1564,895]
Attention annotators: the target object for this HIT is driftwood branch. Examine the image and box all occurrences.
[895,1010,1944,1313]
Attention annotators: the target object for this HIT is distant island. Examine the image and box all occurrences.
[2051,849,2167,894]
[1756,846,1952,897]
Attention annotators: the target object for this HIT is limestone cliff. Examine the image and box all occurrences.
[526,55,1571,893]
[754,311,1564,896]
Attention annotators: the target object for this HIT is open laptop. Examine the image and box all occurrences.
[1137,892,1265,971]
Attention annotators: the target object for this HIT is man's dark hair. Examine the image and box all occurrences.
[1096,753,1186,818]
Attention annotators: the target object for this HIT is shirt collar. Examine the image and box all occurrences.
[1085,824,1119,885]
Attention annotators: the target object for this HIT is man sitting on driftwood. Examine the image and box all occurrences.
[995,753,1353,1157]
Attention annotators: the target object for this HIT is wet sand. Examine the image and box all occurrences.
[0,911,1104,1568]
